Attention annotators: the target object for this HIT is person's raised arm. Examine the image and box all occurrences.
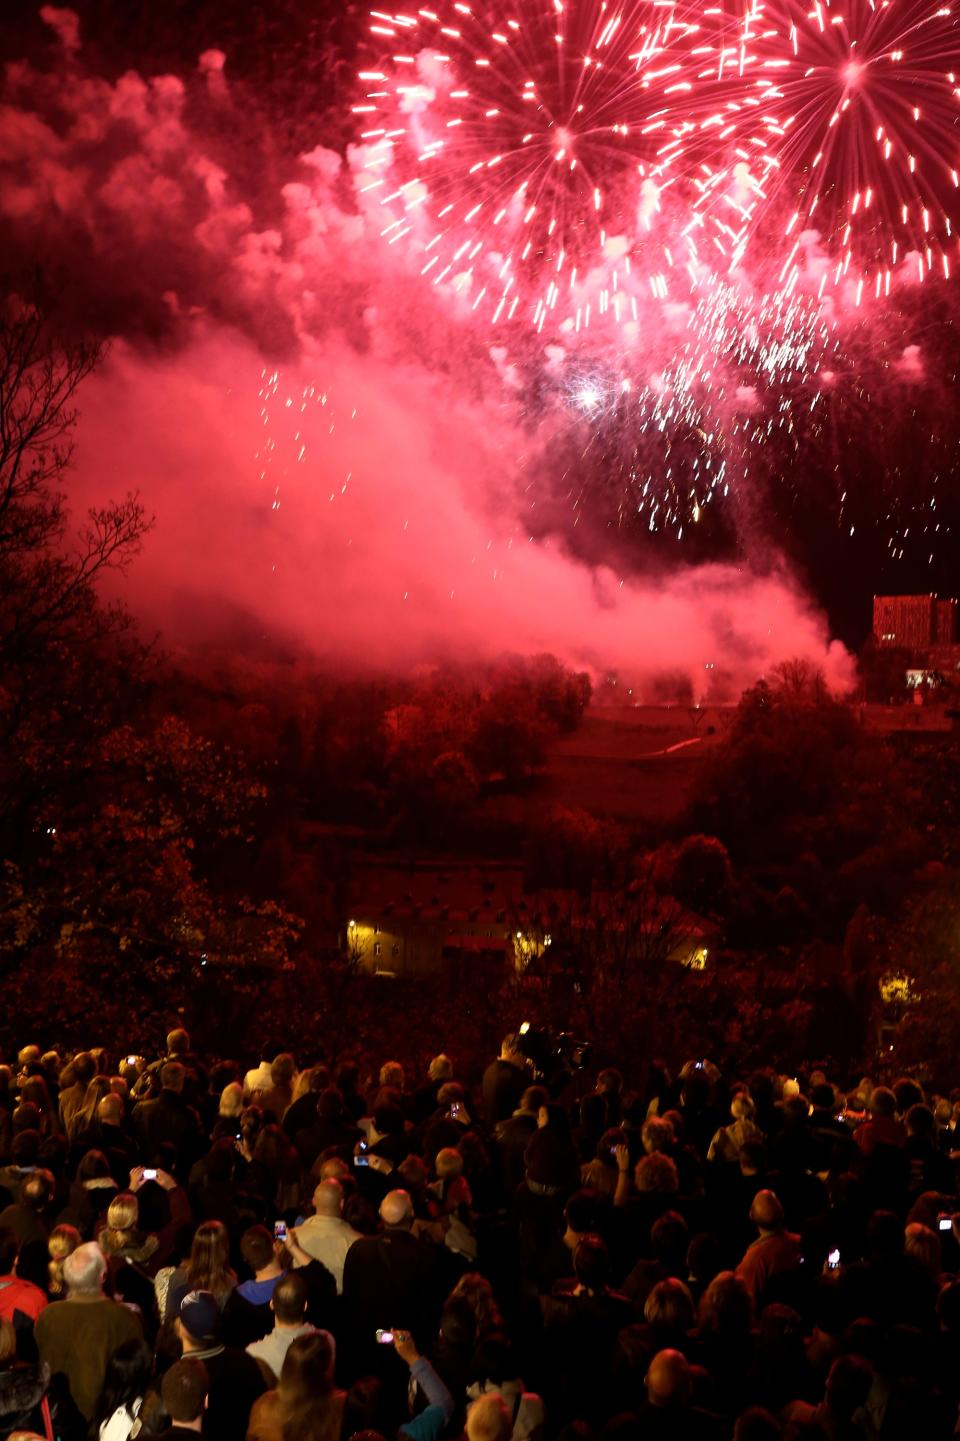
[394,1329,455,1440]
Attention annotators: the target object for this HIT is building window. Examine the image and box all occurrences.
[392,943,400,958]
[374,925,381,935]
[374,941,382,957]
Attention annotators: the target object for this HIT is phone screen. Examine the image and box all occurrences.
[354,1155,370,1167]
[143,1169,157,1181]
[827,1248,841,1269]
[274,1221,288,1241]
[376,1329,394,1345]
[940,1217,953,1232]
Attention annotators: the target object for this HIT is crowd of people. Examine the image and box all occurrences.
[0,1028,958,1440]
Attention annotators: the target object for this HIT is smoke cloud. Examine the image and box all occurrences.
[1,10,854,694]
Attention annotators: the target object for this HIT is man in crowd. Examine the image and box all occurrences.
[238,1224,287,1307]
[246,1269,317,1382]
[482,1035,529,1124]
[292,1178,360,1293]
[735,1189,802,1305]
[176,1289,265,1440]
[159,1356,209,1440]
[343,1189,446,1355]
[34,1242,141,1421]
[133,1062,203,1176]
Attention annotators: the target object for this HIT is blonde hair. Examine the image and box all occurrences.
[219,1082,244,1118]
[0,1319,15,1363]
[48,1224,81,1297]
[905,1221,941,1279]
[466,1394,513,1441]
[644,1277,695,1332]
[436,1148,463,1179]
[107,1193,139,1233]
[69,1075,113,1140]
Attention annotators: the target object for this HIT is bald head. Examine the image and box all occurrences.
[647,1349,691,1408]
[750,1190,784,1232]
[312,1179,344,1218]
[380,1189,414,1229]
[98,1093,124,1127]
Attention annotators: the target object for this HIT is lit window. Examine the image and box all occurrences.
[374,941,382,957]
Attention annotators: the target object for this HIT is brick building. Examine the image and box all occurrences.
[872,594,960,690]
[872,595,957,649]
[343,863,715,979]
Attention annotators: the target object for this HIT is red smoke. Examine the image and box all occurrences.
[1,10,853,695]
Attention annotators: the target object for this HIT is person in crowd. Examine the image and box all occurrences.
[260,1056,296,1126]
[291,1179,360,1293]
[175,1289,266,1440]
[133,1065,203,1178]
[93,1336,154,1441]
[245,1327,343,1441]
[158,1355,208,1440]
[0,1227,46,1330]
[96,1093,139,1185]
[342,1190,446,1358]
[100,1192,159,1267]
[708,1095,764,1164]
[493,1087,549,1197]
[630,1347,723,1439]
[0,1170,55,1251]
[482,1038,529,1126]
[237,1226,287,1308]
[58,1054,97,1138]
[34,1242,142,1422]
[163,1219,236,1321]
[854,1086,906,1155]
[412,1056,455,1125]
[735,1190,802,1305]
[246,1269,317,1383]
[213,1083,244,1142]
[47,1223,80,1300]
[280,1068,327,1141]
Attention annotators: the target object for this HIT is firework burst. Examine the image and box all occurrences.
[355,0,752,331]
[729,0,960,294]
